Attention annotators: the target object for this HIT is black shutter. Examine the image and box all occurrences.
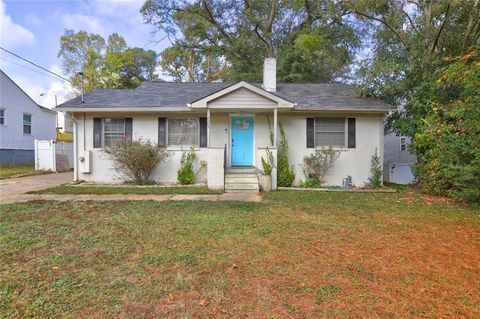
[348,118,356,148]
[199,117,207,148]
[125,118,133,142]
[93,118,102,148]
[158,117,166,147]
[306,118,315,148]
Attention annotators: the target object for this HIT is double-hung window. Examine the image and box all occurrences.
[104,118,126,146]
[314,117,346,147]
[400,137,406,151]
[167,118,199,147]
[0,109,4,125]
[23,114,32,134]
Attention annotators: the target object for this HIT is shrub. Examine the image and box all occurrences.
[299,177,322,188]
[103,137,168,184]
[367,147,383,188]
[260,148,274,176]
[301,147,340,186]
[277,122,295,187]
[177,148,207,185]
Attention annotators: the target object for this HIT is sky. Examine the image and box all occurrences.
[0,0,169,109]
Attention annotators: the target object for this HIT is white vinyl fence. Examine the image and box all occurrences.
[35,140,73,172]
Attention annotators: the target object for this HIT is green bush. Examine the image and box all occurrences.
[177,148,207,185]
[406,49,480,204]
[367,148,383,189]
[260,148,274,176]
[302,147,340,185]
[299,177,322,188]
[103,137,168,184]
[277,122,295,187]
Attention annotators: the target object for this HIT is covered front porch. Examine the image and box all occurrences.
[204,110,279,191]
[196,82,293,191]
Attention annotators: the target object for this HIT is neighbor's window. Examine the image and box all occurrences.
[23,114,31,134]
[167,118,199,147]
[104,118,125,146]
[400,137,406,151]
[0,109,4,125]
[315,117,346,147]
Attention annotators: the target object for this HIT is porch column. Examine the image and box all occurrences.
[207,108,211,147]
[273,108,278,146]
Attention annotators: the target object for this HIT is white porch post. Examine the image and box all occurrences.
[207,108,211,147]
[273,108,278,146]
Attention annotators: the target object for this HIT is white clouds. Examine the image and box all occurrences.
[58,12,105,34]
[0,0,35,48]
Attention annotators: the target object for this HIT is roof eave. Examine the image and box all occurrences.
[55,106,192,112]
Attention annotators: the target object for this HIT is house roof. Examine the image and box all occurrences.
[0,70,56,113]
[56,81,391,112]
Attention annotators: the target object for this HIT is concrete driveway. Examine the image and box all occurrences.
[0,172,73,204]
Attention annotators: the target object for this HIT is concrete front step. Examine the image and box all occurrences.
[226,177,258,184]
[225,167,259,193]
[225,183,259,190]
[225,189,259,194]
[226,167,257,174]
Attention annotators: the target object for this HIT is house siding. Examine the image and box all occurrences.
[207,87,277,108]
[74,112,383,187]
[0,71,56,164]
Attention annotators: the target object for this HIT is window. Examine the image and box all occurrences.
[23,114,31,134]
[315,117,345,147]
[167,118,199,147]
[104,118,125,146]
[400,137,406,151]
[0,109,4,125]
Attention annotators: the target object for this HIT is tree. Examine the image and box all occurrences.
[58,30,106,92]
[58,30,160,92]
[141,0,358,82]
[408,48,480,204]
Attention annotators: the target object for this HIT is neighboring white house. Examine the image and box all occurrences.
[0,70,56,165]
[56,58,391,191]
[383,133,417,184]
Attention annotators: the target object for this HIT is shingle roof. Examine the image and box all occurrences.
[57,81,390,111]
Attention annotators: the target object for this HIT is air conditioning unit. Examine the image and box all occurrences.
[78,151,91,173]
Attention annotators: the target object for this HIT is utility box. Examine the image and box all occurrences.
[78,151,91,173]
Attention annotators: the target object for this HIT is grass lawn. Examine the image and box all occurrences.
[27,185,222,195]
[1,190,479,318]
[0,165,35,179]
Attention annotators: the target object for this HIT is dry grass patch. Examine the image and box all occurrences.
[0,188,479,318]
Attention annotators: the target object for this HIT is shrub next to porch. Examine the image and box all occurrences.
[103,138,168,184]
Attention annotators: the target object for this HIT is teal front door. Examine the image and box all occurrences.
[231,116,254,166]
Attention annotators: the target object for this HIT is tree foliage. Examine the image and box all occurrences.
[345,0,480,202]
[141,0,358,82]
[408,49,480,204]
[58,29,160,92]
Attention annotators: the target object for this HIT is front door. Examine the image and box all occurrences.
[231,116,254,166]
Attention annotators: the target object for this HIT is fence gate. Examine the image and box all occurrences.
[35,140,56,171]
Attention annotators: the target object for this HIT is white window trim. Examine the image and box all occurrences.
[103,118,126,147]
[166,117,200,150]
[314,117,347,149]
[23,113,32,135]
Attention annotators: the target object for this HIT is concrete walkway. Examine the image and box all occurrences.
[14,193,261,203]
[0,172,260,203]
[0,172,73,204]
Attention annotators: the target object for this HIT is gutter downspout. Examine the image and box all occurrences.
[69,113,78,181]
